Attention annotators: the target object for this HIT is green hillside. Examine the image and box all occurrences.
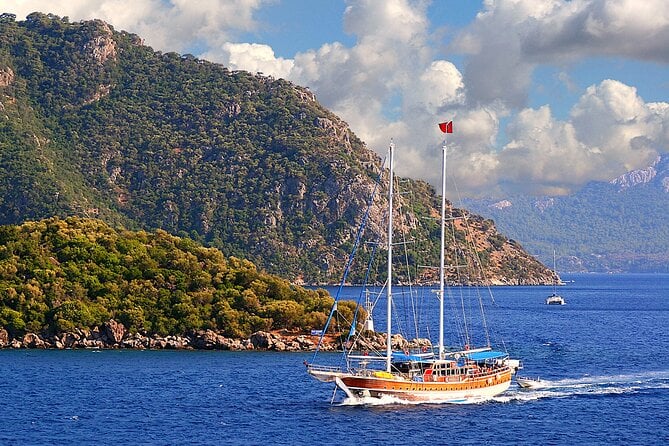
[0,216,358,338]
[0,12,552,284]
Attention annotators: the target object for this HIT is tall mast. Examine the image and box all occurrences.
[553,249,557,294]
[439,142,447,360]
[386,141,394,373]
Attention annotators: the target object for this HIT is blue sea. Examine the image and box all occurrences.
[1,273,668,445]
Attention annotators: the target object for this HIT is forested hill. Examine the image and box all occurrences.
[0,12,552,284]
[0,216,343,338]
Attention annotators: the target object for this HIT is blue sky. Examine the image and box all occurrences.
[248,1,481,58]
[4,0,669,197]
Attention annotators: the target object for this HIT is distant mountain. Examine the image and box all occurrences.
[0,12,553,284]
[463,155,669,272]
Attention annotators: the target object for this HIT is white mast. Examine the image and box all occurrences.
[362,291,374,332]
[439,142,447,359]
[386,141,394,372]
[552,248,560,295]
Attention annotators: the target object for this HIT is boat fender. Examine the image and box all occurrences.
[423,369,433,382]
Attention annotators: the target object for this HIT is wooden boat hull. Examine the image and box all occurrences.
[339,369,512,402]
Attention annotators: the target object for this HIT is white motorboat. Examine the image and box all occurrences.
[517,376,549,389]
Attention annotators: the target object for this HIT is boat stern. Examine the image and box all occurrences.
[305,363,345,383]
[506,358,523,374]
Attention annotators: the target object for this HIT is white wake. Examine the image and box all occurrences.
[495,370,669,403]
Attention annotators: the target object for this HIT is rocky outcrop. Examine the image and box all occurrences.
[83,21,117,65]
[0,328,8,347]
[314,116,351,147]
[82,83,112,105]
[250,331,287,350]
[23,332,46,348]
[611,155,669,194]
[0,67,14,87]
[350,331,431,352]
[533,197,555,212]
[224,101,241,118]
[190,329,250,350]
[611,157,659,190]
[0,321,431,353]
[490,199,512,210]
[103,319,126,344]
[294,86,316,103]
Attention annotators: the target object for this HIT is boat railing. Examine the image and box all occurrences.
[348,354,387,361]
[306,364,342,374]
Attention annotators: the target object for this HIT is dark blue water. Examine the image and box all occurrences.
[1,274,668,445]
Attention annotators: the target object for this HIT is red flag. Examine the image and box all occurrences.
[438,121,453,133]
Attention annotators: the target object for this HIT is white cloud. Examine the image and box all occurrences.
[451,0,562,108]
[571,80,664,170]
[453,0,669,109]
[405,60,465,114]
[202,43,293,78]
[521,0,669,63]
[488,80,668,196]
[343,0,429,43]
[497,106,592,195]
[3,0,268,52]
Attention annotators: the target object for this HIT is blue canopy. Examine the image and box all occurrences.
[391,352,425,362]
[465,350,508,361]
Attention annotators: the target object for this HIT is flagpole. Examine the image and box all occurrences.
[437,120,452,359]
[439,140,446,360]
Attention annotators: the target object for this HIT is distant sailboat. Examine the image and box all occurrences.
[306,125,522,403]
[546,250,565,305]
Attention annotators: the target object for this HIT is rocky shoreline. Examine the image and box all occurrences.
[0,319,431,353]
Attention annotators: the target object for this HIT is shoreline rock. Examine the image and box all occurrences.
[0,321,428,353]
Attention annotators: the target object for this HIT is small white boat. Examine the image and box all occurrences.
[545,293,565,305]
[545,250,565,305]
[517,376,548,389]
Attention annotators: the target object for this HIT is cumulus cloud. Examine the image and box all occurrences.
[3,0,268,52]
[489,80,667,196]
[405,60,465,115]
[453,0,669,109]
[202,42,294,79]
[521,0,669,63]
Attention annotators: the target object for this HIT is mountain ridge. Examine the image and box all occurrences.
[610,155,669,191]
[464,154,669,272]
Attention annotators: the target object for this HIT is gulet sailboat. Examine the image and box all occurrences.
[306,128,522,403]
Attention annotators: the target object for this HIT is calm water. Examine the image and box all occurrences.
[1,274,668,445]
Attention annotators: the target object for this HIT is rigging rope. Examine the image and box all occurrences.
[310,157,385,363]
